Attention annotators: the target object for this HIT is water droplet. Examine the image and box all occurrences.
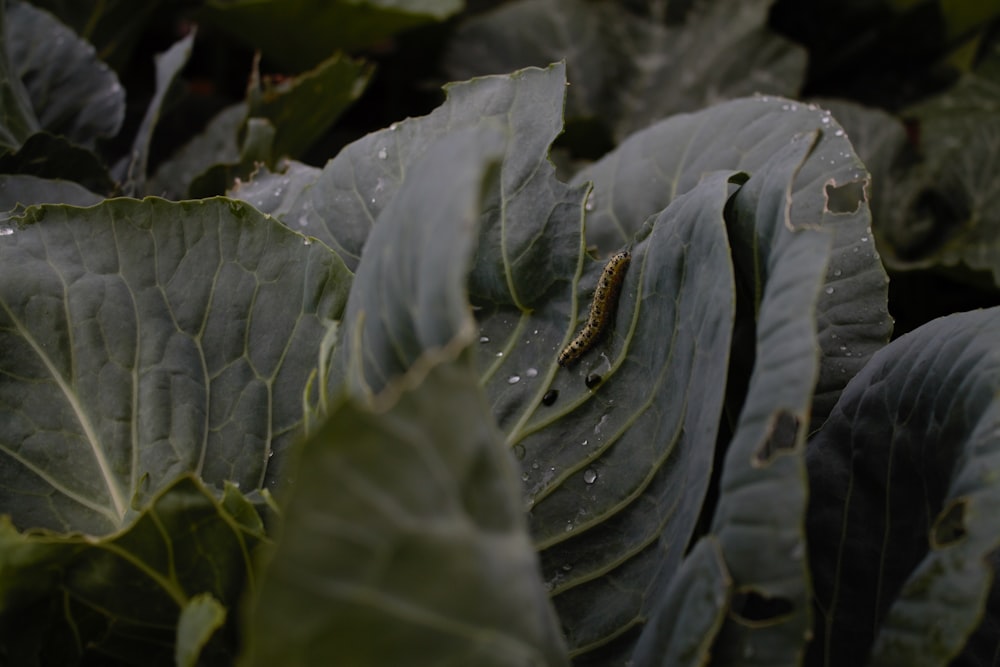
[542,390,559,406]
[389,122,399,131]
[526,367,539,378]
[565,522,574,532]
[0,228,13,236]
[594,415,608,434]
[585,192,596,211]
[583,469,598,484]
[479,336,490,343]
[531,462,540,470]
[233,480,240,489]
[303,238,313,246]
[513,444,526,460]
[495,351,503,357]
[377,146,387,160]
[861,236,869,243]
[508,375,521,385]
[521,472,530,482]
[834,129,845,137]
[562,564,573,572]
[297,215,308,227]
[825,286,834,295]
[833,269,842,277]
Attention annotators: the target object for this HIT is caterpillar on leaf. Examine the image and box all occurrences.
[558,249,631,367]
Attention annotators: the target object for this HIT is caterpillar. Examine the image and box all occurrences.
[558,249,631,367]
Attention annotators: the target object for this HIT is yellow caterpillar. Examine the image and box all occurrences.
[558,249,631,367]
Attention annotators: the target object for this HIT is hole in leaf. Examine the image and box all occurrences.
[731,588,794,625]
[824,180,867,214]
[931,497,968,548]
[754,410,801,465]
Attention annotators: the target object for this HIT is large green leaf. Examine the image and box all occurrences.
[6,0,125,147]
[0,197,350,535]
[0,475,266,666]
[280,63,736,661]
[243,351,568,666]
[706,131,830,665]
[199,0,463,71]
[806,306,1000,667]
[232,62,586,277]
[632,537,731,667]
[505,173,736,664]
[332,124,507,396]
[444,0,806,141]
[573,96,892,428]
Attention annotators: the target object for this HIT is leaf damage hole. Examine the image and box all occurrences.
[731,588,794,625]
[931,497,968,548]
[753,410,801,466]
[824,179,867,214]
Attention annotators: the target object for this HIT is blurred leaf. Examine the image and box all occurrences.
[0,197,350,535]
[876,42,1000,288]
[243,351,568,666]
[176,593,227,667]
[6,0,125,147]
[0,1,40,150]
[149,103,247,199]
[153,50,371,200]
[115,30,195,196]
[0,131,114,193]
[444,0,806,141]
[573,96,891,430]
[0,476,265,666]
[188,116,276,198]
[248,51,373,160]
[23,0,165,70]
[199,0,463,71]
[806,307,1000,666]
[0,174,102,215]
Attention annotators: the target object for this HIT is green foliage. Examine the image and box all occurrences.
[1,1,999,666]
